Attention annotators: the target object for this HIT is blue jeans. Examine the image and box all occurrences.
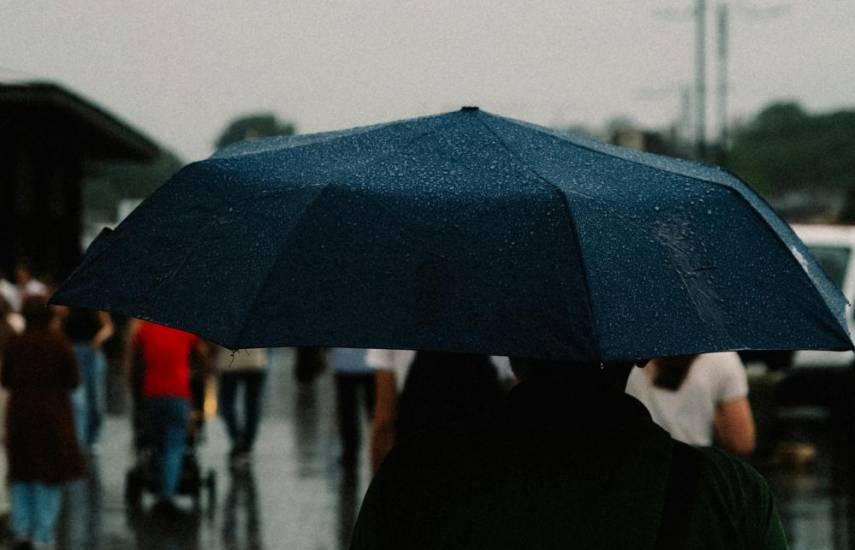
[71,343,107,449]
[218,371,267,452]
[146,397,189,500]
[10,482,63,545]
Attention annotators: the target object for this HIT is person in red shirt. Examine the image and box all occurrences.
[126,319,208,513]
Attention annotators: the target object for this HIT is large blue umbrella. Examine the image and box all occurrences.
[52,107,852,362]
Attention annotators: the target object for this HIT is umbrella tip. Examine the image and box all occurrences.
[461,106,480,112]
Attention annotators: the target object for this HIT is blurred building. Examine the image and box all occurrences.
[0,71,159,281]
[610,126,679,157]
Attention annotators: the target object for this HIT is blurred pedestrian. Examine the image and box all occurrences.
[0,296,17,356]
[0,296,19,527]
[329,348,375,468]
[2,296,84,548]
[214,346,268,467]
[294,346,327,384]
[350,357,786,550]
[7,259,48,312]
[368,350,506,472]
[63,308,114,452]
[0,272,16,313]
[125,320,208,514]
[626,352,756,457]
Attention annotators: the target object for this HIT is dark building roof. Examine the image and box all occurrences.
[0,72,159,161]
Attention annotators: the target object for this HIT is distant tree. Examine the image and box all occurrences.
[725,102,855,198]
[215,113,296,149]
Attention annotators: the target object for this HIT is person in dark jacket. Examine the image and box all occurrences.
[350,357,788,550]
[393,352,504,443]
[368,350,508,472]
[2,296,85,548]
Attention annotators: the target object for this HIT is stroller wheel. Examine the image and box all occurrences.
[125,469,143,508]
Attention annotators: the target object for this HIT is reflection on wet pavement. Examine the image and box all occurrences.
[222,469,261,550]
[0,347,848,549]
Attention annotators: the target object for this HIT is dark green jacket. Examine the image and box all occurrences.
[350,379,787,550]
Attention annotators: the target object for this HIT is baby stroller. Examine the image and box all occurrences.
[124,352,217,511]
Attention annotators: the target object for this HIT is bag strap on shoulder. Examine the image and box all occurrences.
[654,440,702,550]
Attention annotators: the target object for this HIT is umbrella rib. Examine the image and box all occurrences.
[230,182,332,348]
[474,114,604,362]
[491,114,850,349]
[137,185,302,331]
[497,114,816,232]
[499,115,733,190]
[715,176,851,311]
[143,216,222,310]
[499,114,849,318]
[221,126,448,346]
[345,130,528,301]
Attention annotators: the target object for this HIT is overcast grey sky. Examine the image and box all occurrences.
[4,1,854,161]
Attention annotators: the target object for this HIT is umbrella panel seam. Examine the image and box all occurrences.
[493,113,852,352]
[474,113,604,362]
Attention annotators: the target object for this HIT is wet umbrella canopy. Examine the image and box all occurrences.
[53,107,853,362]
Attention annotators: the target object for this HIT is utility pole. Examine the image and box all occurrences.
[717,3,729,149]
[695,0,707,159]
[652,1,790,159]
[681,86,692,148]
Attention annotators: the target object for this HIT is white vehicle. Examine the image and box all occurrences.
[791,224,855,368]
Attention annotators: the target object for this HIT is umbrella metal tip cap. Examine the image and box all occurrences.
[461,106,480,112]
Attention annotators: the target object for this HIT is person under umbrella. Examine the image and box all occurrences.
[368,349,507,472]
[350,357,787,550]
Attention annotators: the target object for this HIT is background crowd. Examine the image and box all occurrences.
[0,257,762,549]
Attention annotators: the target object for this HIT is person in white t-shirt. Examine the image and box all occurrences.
[625,352,756,456]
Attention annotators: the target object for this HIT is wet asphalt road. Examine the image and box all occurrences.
[0,347,849,549]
